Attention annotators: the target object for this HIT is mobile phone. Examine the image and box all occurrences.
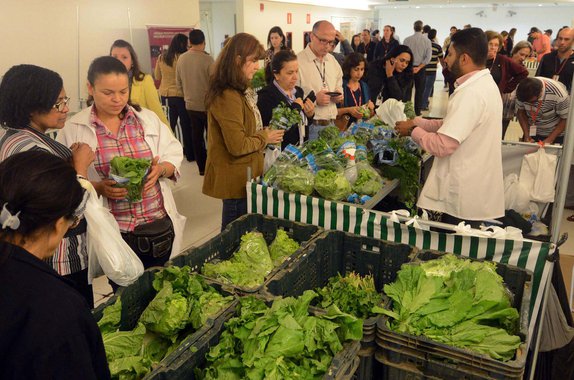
[304,90,316,103]
[326,91,342,97]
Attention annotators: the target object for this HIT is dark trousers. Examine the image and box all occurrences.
[64,268,94,309]
[422,72,436,109]
[221,198,247,231]
[162,96,194,161]
[413,67,427,115]
[187,110,208,174]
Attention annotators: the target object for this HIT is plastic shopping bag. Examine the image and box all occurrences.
[519,148,557,203]
[376,99,407,127]
[503,173,530,213]
[264,145,282,173]
[79,179,144,287]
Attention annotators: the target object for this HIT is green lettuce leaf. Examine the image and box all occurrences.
[269,229,300,266]
[102,323,146,362]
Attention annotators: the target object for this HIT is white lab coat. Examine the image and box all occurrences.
[57,105,187,259]
[418,69,505,220]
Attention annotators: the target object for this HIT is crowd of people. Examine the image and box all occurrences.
[0,18,572,377]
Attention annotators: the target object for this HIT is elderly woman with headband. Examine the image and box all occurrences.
[0,151,110,379]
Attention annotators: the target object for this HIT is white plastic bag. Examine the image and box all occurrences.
[80,179,144,287]
[503,173,530,213]
[376,99,407,127]
[264,146,281,173]
[519,148,557,203]
[389,209,411,223]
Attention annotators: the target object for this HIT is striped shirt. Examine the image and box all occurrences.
[426,42,443,73]
[515,77,570,137]
[0,126,87,276]
[91,106,167,232]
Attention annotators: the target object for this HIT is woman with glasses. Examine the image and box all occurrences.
[0,64,96,307]
[367,45,414,103]
[110,39,169,126]
[0,151,110,379]
[485,31,528,138]
[58,56,186,272]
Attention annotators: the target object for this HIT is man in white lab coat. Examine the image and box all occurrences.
[396,28,504,226]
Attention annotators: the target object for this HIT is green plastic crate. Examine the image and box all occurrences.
[168,213,322,293]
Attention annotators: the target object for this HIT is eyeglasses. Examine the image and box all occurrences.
[313,32,335,46]
[53,96,71,112]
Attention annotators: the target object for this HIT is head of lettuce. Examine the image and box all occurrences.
[109,157,151,202]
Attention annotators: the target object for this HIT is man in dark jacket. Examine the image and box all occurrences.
[536,27,574,93]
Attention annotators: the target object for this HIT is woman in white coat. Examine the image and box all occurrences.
[58,56,186,271]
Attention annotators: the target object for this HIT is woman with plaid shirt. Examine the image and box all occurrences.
[58,56,186,271]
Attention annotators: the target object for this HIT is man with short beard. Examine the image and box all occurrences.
[536,27,574,93]
[395,28,504,226]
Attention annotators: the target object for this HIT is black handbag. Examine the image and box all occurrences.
[131,217,174,258]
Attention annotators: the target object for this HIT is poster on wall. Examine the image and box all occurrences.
[146,25,193,87]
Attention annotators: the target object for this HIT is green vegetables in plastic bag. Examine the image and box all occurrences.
[314,169,352,201]
[109,156,151,202]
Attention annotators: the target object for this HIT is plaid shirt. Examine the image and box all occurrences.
[92,107,166,232]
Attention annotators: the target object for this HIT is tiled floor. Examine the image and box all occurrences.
[94,80,574,313]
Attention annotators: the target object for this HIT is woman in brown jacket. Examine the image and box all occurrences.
[203,33,284,230]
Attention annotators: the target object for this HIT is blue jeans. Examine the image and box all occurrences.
[422,73,437,109]
[308,124,328,141]
[221,198,247,231]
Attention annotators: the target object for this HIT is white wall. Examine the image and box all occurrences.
[200,1,236,58]
[377,5,574,49]
[237,0,374,53]
[0,0,200,112]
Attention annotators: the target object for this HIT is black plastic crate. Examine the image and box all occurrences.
[376,251,532,379]
[168,214,322,293]
[352,345,376,380]
[262,230,416,343]
[162,300,361,380]
[92,267,235,380]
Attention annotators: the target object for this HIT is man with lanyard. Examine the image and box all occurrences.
[404,20,432,116]
[358,29,376,63]
[536,27,574,93]
[395,28,504,227]
[516,77,570,145]
[297,20,343,140]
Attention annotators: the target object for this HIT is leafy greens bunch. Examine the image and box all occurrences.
[201,292,363,380]
[380,254,522,361]
[202,230,300,289]
[403,101,416,120]
[98,267,233,380]
[315,272,384,320]
[270,101,303,131]
[314,169,352,201]
[110,157,151,202]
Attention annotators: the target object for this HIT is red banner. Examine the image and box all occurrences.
[146,26,193,87]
